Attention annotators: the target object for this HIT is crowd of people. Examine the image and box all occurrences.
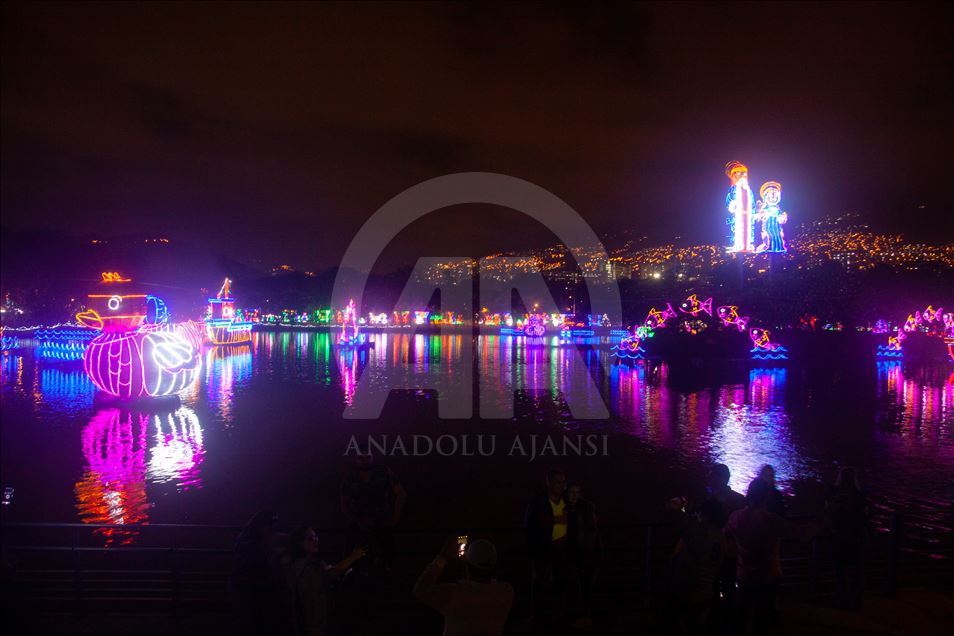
[662,463,870,635]
[229,447,871,635]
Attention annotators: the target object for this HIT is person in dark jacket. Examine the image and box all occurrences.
[340,444,406,570]
[758,464,787,518]
[706,463,746,630]
[825,467,870,609]
[565,481,601,629]
[524,469,568,628]
[665,499,726,635]
[231,509,282,636]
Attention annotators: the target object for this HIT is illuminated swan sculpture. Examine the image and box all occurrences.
[76,273,200,399]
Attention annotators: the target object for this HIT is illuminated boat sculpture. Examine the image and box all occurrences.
[205,278,253,345]
[76,273,200,399]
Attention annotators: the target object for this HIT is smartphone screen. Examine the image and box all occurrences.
[457,535,468,557]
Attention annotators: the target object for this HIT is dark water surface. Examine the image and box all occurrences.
[2,331,952,542]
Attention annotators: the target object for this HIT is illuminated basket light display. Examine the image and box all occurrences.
[612,294,788,362]
[877,305,954,362]
[76,273,200,399]
[205,278,253,345]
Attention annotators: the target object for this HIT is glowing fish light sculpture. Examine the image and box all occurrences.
[612,295,788,363]
[77,273,200,399]
[877,304,954,362]
[754,181,788,253]
[205,278,253,345]
[611,331,647,360]
[679,294,713,317]
[749,328,788,360]
[725,161,756,253]
[645,304,678,330]
[717,305,749,332]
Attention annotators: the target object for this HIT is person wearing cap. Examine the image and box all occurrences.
[413,536,514,635]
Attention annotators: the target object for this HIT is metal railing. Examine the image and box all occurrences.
[3,513,952,619]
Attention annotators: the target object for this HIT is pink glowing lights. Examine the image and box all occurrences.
[882,304,954,361]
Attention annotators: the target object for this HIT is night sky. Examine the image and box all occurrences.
[2,2,952,271]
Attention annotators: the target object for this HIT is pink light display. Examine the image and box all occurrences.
[75,409,149,544]
[337,299,370,347]
[339,299,359,344]
[75,406,205,544]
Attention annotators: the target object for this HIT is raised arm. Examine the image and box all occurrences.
[413,537,459,611]
[324,546,367,581]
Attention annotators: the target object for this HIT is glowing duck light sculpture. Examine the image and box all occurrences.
[205,278,253,345]
[76,273,200,399]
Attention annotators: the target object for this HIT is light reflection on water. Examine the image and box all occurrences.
[73,405,206,543]
[1,333,953,537]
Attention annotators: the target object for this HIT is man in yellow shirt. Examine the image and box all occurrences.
[524,469,569,628]
[550,494,568,543]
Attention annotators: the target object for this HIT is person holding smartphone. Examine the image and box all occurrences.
[413,536,514,635]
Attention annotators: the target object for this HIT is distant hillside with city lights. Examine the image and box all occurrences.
[2,213,951,329]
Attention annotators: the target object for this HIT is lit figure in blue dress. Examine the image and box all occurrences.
[754,181,788,253]
[725,161,755,253]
